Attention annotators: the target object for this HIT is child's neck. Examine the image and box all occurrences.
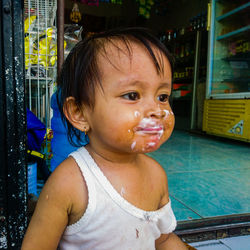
[85,144,140,167]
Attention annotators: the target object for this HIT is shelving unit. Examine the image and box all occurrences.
[216,2,250,21]
[217,25,250,41]
[203,0,250,142]
[165,32,193,129]
[165,28,207,130]
[222,52,250,61]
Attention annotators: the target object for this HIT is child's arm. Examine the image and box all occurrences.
[150,158,187,250]
[156,233,188,249]
[22,158,87,250]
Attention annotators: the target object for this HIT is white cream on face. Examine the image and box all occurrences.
[158,129,164,137]
[163,109,170,118]
[147,142,156,147]
[138,117,157,128]
[134,118,164,136]
[131,141,136,150]
[134,111,140,117]
[130,106,171,151]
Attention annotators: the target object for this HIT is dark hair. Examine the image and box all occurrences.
[57,27,173,146]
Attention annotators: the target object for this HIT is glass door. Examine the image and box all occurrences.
[207,0,250,99]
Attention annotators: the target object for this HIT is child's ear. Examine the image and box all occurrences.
[63,97,90,132]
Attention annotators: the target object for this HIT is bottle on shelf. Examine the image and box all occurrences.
[167,29,173,42]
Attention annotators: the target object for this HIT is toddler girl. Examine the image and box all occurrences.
[22,27,187,250]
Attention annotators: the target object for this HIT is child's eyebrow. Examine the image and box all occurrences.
[158,82,172,89]
[118,79,148,89]
[117,77,140,87]
[118,79,171,89]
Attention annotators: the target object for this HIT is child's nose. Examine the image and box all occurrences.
[146,106,166,119]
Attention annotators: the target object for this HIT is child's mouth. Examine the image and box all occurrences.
[131,120,164,152]
[134,117,164,135]
[134,126,163,135]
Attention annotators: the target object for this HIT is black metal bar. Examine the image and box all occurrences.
[57,0,64,77]
[0,0,27,249]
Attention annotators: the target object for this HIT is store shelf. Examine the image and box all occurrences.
[222,78,250,83]
[222,52,250,62]
[166,30,195,45]
[174,56,194,66]
[173,77,193,83]
[216,2,250,21]
[216,25,250,41]
[216,0,241,3]
[173,97,192,101]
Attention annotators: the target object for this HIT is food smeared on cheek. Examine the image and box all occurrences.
[146,142,156,148]
[145,135,161,149]
[163,109,170,119]
[129,105,174,152]
[130,115,166,151]
[134,118,164,135]
[134,111,140,117]
[131,141,136,150]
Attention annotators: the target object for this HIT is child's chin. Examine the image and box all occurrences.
[145,144,161,152]
[129,136,164,153]
[138,143,161,153]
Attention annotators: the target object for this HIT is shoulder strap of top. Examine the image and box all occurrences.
[63,147,97,235]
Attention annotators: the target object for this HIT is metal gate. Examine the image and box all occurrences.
[24,0,57,128]
[0,1,27,249]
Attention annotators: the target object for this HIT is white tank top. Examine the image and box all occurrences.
[59,147,177,250]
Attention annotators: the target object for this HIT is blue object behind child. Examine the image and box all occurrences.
[50,91,89,171]
[27,108,46,152]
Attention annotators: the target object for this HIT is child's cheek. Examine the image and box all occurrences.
[128,109,174,153]
[165,110,175,126]
[162,112,175,140]
[134,110,141,118]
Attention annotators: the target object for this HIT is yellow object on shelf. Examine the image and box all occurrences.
[202,99,250,142]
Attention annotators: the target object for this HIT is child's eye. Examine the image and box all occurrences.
[158,94,169,103]
[122,92,140,101]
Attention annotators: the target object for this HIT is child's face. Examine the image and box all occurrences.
[84,42,174,154]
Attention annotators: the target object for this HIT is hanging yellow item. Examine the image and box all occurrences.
[24,15,36,33]
[70,3,81,23]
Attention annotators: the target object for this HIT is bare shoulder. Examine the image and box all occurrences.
[141,154,168,183]
[21,156,88,249]
[43,156,87,204]
[43,156,88,218]
[140,154,169,207]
